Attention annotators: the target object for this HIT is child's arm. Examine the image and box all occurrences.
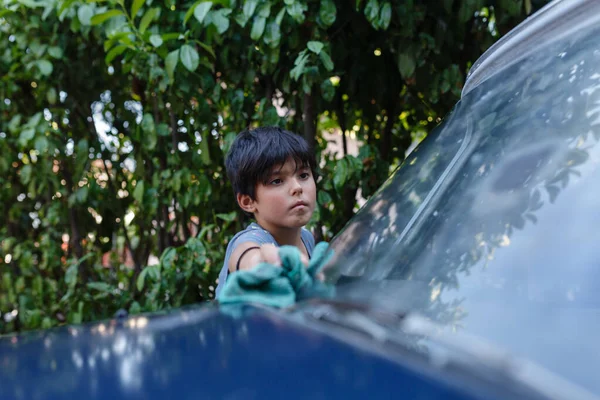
[228,242,308,272]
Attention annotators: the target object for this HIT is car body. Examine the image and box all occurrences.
[3,0,600,398]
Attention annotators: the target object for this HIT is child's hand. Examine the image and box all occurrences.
[258,244,324,282]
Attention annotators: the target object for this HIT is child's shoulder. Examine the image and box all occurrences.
[228,223,275,249]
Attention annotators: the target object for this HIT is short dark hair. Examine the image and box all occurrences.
[225,126,317,200]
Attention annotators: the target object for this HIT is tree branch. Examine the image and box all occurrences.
[335,91,348,156]
[303,91,317,150]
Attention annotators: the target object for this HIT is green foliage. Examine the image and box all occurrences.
[0,0,546,334]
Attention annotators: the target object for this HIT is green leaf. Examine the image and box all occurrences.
[318,190,332,206]
[46,87,57,104]
[243,0,258,19]
[162,32,181,41]
[141,114,157,150]
[307,41,323,54]
[333,158,348,190]
[275,7,285,24]
[65,263,79,287]
[42,4,53,20]
[157,123,169,136]
[319,0,336,26]
[398,52,415,78]
[148,264,161,282]
[144,129,157,150]
[105,44,128,64]
[91,9,124,25]
[379,2,391,30]
[26,113,42,128]
[211,8,232,34]
[37,60,53,76]
[129,301,142,314]
[20,165,33,184]
[104,33,131,52]
[185,236,206,254]
[77,4,94,25]
[8,115,21,133]
[258,2,271,17]
[319,50,334,71]
[290,51,308,80]
[290,64,304,81]
[139,7,158,34]
[183,1,196,25]
[347,155,363,177]
[286,2,306,23]
[87,282,113,292]
[165,49,179,82]
[0,9,14,18]
[234,12,249,27]
[48,46,63,59]
[17,0,45,8]
[58,0,76,17]
[29,41,47,57]
[294,49,309,66]
[159,248,176,268]
[131,0,144,18]
[33,275,43,295]
[19,128,35,147]
[321,78,334,102]
[180,44,199,72]
[136,268,148,291]
[133,180,145,202]
[364,0,379,27]
[149,34,163,47]
[172,172,182,192]
[42,318,53,329]
[216,212,236,222]
[263,21,281,48]
[34,136,49,153]
[251,16,266,40]
[141,113,155,133]
[195,40,215,58]
[193,1,212,24]
[183,1,195,26]
[199,134,211,165]
[76,186,89,203]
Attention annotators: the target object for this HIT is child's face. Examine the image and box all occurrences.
[251,158,316,232]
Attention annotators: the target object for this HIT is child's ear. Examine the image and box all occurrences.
[237,193,256,214]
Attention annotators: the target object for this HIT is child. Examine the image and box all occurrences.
[215,127,318,297]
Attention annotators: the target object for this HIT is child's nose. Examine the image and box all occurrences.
[290,178,303,194]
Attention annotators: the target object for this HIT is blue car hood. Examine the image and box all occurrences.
[0,303,526,399]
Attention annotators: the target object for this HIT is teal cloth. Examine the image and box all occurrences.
[217,242,335,308]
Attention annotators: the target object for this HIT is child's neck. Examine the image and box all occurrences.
[257,222,303,248]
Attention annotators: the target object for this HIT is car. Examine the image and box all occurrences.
[2,0,600,399]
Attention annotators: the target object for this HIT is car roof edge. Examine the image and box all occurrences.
[462,0,600,97]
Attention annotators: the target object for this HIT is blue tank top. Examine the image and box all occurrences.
[215,223,315,297]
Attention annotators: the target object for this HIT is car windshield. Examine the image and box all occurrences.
[327,19,600,394]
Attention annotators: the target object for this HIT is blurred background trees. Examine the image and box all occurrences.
[0,0,548,333]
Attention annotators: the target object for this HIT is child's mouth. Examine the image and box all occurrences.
[291,201,308,210]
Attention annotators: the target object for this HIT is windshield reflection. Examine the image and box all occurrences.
[328,21,600,395]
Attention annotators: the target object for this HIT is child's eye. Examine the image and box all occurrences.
[299,172,311,179]
[270,178,283,185]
